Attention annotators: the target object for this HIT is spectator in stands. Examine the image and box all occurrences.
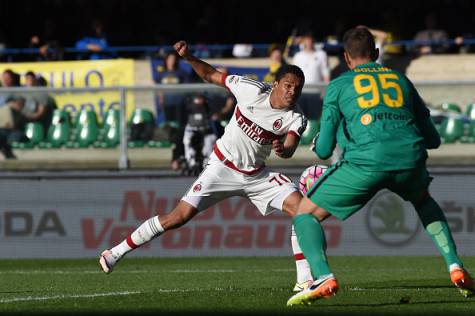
[75,19,110,60]
[28,19,63,61]
[0,70,22,159]
[454,33,475,54]
[263,45,287,83]
[413,13,449,55]
[292,32,330,119]
[155,51,191,124]
[0,69,20,106]
[29,35,63,61]
[22,71,57,132]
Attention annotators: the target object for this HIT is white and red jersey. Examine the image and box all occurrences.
[214,74,307,174]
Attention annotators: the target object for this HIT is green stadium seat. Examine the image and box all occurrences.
[100,123,120,148]
[130,108,154,125]
[75,109,99,127]
[129,108,155,146]
[75,124,99,148]
[465,103,475,121]
[158,120,180,130]
[300,119,320,145]
[94,108,121,148]
[104,108,120,127]
[65,109,100,148]
[460,122,475,143]
[146,140,171,148]
[439,116,464,143]
[12,122,45,149]
[441,103,462,114]
[128,140,145,148]
[38,110,71,148]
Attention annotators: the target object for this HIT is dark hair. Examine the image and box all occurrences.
[3,69,15,76]
[343,27,377,60]
[275,64,305,85]
[25,71,36,78]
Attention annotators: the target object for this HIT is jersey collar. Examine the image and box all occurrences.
[353,62,380,71]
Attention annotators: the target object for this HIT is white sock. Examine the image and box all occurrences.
[449,263,462,272]
[291,225,313,283]
[110,216,164,258]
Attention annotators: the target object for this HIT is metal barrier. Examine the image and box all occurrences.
[1,80,474,169]
[1,38,475,60]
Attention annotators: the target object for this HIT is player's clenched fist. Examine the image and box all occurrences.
[272,139,284,157]
[174,41,190,59]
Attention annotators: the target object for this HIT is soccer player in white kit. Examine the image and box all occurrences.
[100,40,313,291]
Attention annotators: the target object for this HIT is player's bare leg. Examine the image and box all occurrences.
[287,197,338,306]
[99,200,199,273]
[281,192,314,291]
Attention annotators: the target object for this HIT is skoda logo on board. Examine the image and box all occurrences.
[366,190,420,246]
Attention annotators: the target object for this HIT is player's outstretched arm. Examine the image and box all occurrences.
[174,41,225,87]
[272,134,299,159]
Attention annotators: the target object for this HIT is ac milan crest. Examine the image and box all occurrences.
[272,118,283,131]
[193,183,202,192]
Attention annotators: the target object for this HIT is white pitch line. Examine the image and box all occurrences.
[0,268,294,275]
[0,291,141,304]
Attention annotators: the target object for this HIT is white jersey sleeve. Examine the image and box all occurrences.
[223,75,270,104]
[288,108,308,138]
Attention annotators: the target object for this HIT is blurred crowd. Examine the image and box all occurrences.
[1,0,474,172]
[0,69,57,158]
[0,0,473,62]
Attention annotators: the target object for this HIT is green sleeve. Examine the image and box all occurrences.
[315,83,341,159]
[410,82,441,149]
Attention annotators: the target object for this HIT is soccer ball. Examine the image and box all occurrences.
[298,164,329,195]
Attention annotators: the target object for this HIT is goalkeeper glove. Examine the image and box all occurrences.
[309,132,319,153]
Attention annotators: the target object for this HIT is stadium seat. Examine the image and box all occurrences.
[75,123,99,148]
[130,108,154,125]
[38,110,71,148]
[104,108,120,127]
[66,109,100,148]
[100,123,120,148]
[129,108,155,147]
[12,122,45,149]
[441,103,462,114]
[439,116,464,143]
[465,103,475,121]
[147,140,171,148]
[94,108,121,148]
[460,122,475,143]
[300,119,320,145]
[75,109,99,127]
[128,140,145,148]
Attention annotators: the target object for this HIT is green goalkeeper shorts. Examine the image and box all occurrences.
[306,160,432,220]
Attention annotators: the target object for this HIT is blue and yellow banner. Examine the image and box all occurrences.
[0,59,135,119]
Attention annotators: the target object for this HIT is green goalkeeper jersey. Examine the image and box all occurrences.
[315,62,440,171]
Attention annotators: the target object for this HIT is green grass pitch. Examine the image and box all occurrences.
[1,256,474,315]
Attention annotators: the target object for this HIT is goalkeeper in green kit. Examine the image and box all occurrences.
[287,27,474,306]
